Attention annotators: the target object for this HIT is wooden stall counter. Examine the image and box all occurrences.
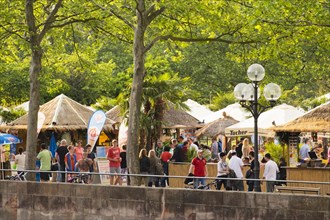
[169,162,266,192]
[285,167,330,195]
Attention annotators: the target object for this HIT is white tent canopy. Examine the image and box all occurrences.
[209,103,251,122]
[184,99,216,123]
[225,103,305,137]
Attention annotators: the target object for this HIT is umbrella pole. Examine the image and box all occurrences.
[0,162,3,179]
[0,147,3,179]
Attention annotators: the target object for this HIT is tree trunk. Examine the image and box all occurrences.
[154,98,165,142]
[25,50,42,180]
[25,0,42,180]
[140,101,150,151]
[139,128,146,152]
[146,127,152,152]
[127,0,147,185]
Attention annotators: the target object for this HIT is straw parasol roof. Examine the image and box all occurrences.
[1,94,115,132]
[106,102,201,129]
[273,102,330,132]
[195,112,238,138]
[162,102,201,129]
[106,105,123,123]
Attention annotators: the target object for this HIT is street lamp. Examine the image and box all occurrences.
[234,64,281,192]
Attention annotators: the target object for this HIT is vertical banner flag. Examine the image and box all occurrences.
[87,110,107,150]
[37,112,46,134]
[118,118,128,149]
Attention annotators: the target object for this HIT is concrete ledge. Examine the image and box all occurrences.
[0,181,329,220]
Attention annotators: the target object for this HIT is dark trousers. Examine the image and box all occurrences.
[216,175,228,190]
[148,177,160,187]
[248,182,254,191]
[232,180,244,191]
[266,181,275,192]
[160,162,168,187]
[59,163,66,182]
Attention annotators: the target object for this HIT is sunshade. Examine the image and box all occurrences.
[0,133,21,145]
[225,103,304,137]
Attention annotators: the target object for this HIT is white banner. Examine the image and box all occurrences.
[37,112,46,134]
[87,110,106,150]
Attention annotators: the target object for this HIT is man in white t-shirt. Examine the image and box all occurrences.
[188,138,198,152]
[228,150,244,191]
[263,153,279,192]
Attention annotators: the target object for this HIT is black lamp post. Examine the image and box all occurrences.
[234,64,281,192]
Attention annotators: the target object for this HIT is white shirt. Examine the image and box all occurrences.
[263,159,279,180]
[190,143,198,152]
[15,154,26,171]
[229,155,244,178]
[217,159,228,176]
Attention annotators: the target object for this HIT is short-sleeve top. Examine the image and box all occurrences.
[191,157,206,177]
[107,147,121,168]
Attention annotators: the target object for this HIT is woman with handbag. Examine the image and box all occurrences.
[148,149,163,187]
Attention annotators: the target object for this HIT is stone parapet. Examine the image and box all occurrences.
[0,181,329,219]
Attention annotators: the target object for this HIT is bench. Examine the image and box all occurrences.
[275,186,320,195]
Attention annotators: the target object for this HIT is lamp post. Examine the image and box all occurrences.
[234,64,281,192]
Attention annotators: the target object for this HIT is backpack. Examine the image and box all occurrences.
[245,169,254,185]
[155,161,164,175]
[226,170,237,189]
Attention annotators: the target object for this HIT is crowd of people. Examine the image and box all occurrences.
[2,134,329,193]
[129,136,283,192]
[35,139,96,183]
[213,137,283,192]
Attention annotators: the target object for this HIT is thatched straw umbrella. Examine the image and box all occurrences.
[195,112,238,138]
[106,103,201,129]
[106,105,123,124]
[162,102,201,129]
[1,94,115,132]
[273,102,330,132]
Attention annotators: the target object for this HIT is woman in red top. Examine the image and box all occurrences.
[160,146,172,187]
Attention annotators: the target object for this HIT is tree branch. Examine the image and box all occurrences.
[144,34,260,53]
[95,26,133,44]
[37,7,100,28]
[147,6,165,25]
[0,24,28,42]
[39,0,63,42]
[90,0,135,29]
[262,19,330,28]
[25,0,38,42]
[49,17,98,28]
[71,23,84,68]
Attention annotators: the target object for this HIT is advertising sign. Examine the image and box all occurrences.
[87,110,107,150]
[97,159,110,185]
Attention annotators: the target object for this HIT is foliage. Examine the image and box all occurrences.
[0,0,329,184]
[301,97,329,111]
[265,142,287,164]
[0,1,328,108]
[209,92,236,111]
[0,107,26,123]
[187,148,197,163]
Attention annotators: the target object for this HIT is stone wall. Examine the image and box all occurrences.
[0,181,329,220]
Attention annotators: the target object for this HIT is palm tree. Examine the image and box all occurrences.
[142,72,191,149]
[109,72,191,151]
